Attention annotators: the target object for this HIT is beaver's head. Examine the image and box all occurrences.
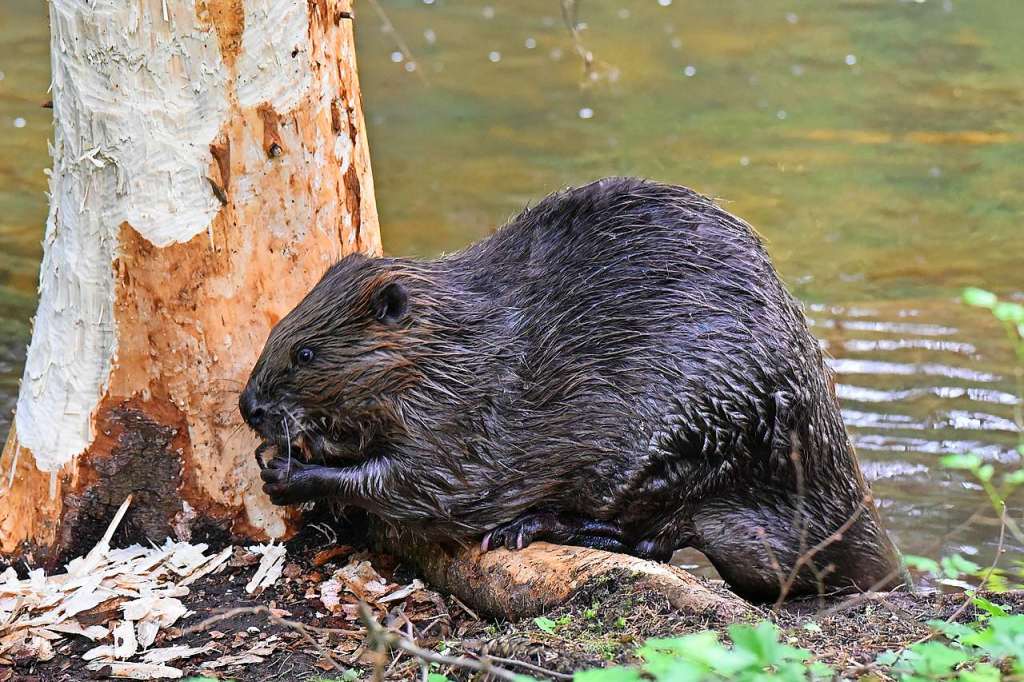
[240,254,415,466]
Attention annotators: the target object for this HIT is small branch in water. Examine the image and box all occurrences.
[560,0,594,79]
[559,0,619,87]
[364,0,429,85]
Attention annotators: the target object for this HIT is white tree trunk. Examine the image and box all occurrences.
[0,0,379,564]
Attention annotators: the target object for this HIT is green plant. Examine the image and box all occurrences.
[904,289,1024,591]
[574,622,831,681]
[878,602,1024,681]
[535,615,573,634]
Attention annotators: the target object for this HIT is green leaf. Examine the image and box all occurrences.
[963,287,998,308]
[927,619,976,641]
[973,597,1009,618]
[958,662,1003,682]
[941,454,983,471]
[427,675,450,682]
[941,554,982,579]
[534,616,557,634]
[906,641,970,676]
[1003,469,1024,486]
[808,661,835,680]
[993,301,1024,323]
[640,632,745,674]
[904,555,941,574]
[876,649,901,667]
[976,464,995,482]
[728,621,806,668]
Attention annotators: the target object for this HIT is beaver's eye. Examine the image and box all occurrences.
[295,347,315,365]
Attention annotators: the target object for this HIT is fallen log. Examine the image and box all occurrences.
[380,534,754,623]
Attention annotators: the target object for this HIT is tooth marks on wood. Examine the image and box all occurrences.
[206,177,229,206]
[56,400,187,566]
[330,98,343,135]
[257,104,285,158]
[209,140,231,190]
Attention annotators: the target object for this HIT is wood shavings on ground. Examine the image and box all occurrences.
[319,556,448,631]
[245,542,287,595]
[0,496,237,679]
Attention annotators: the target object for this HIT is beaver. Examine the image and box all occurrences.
[239,177,906,602]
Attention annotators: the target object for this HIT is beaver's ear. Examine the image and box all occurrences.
[370,281,408,324]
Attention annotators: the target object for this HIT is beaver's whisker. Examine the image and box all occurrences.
[282,416,292,478]
[282,406,312,445]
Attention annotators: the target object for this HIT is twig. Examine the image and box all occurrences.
[560,0,594,79]
[773,496,868,610]
[483,653,574,680]
[816,500,995,619]
[449,594,480,622]
[358,602,528,682]
[182,605,358,670]
[364,0,428,85]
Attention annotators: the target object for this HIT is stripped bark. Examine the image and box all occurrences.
[0,0,378,566]
[382,536,754,623]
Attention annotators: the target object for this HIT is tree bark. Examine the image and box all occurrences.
[0,0,379,566]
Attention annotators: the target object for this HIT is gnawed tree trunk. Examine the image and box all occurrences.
[382,535,753,622]
[0,0,379,566]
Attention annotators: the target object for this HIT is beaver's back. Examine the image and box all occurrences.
[450,178,824,467]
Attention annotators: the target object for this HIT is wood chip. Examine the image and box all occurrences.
[200,652,266,669]
[1,495,240,673]
[47,621,109,640]
[311,545,354,566]
[85,661,184,679]
[245,543,287,595]
[140,643,214,664]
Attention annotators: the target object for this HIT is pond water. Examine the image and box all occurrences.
[0,1,1021,577]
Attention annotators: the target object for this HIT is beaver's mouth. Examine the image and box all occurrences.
[253,418,379,470]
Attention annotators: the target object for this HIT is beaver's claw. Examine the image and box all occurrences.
[260,456,321,505]
[481,512,632,555]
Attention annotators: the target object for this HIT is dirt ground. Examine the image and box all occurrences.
[3,517,1016,682]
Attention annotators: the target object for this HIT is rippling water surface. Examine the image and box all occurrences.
[0,0,1020,573]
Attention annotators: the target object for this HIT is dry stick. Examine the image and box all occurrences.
[182,605,358,670]
[912,503,1011,647]
[357,602,553,682]
[484,654,574,680]
[559,0,594,79]
[449,594,480,622]
[773,497,868,610]
[817,500,997,619]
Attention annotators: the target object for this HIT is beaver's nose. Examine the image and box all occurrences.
[239,390,267,428]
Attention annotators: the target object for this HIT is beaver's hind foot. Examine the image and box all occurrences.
[481,512,638,555]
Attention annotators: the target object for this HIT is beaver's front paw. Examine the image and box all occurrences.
[260,456,321,505]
